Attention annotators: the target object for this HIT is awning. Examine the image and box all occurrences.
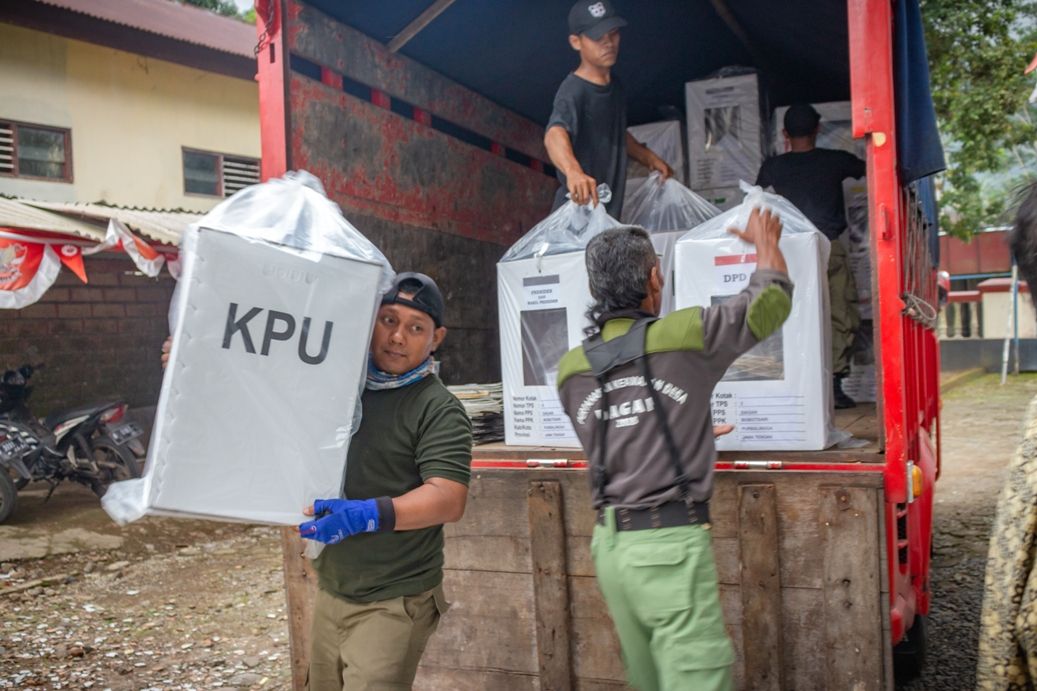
[19,200,199,246]
[0,198,201,307]
[0,197,106,242]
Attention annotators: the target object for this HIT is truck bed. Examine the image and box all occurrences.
[474,403,883,465]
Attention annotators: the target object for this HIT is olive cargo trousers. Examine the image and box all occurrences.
[591,508,735,691]
[829,239,862,376]
[307,584,447,691]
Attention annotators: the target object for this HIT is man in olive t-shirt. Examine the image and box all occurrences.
[298,272,473,691]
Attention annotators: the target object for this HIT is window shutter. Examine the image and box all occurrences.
[0,123,13,175]
[222,156,260,196]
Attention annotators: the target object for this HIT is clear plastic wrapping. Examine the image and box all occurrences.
[626,120,686,188]
[500,192,619,262]
[622,173,721,314]
[103,171,394,525]
[498,199,622,447]
[674,182,842,450]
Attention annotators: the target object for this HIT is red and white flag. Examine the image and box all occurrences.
[57,244,88,283]
[0,238,60,309]
[85,219,166,277]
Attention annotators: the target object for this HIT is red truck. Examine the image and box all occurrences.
[257,1,941,688]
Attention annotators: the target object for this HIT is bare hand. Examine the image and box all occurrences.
[728,207,782,247]
[713,424,734,438]
[650,155,674,181]
[160,336,173,369]
[567,170,599,207]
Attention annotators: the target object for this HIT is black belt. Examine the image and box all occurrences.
[596,501,710,531]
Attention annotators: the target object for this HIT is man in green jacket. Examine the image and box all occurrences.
[298,272,473,691]
[556,211,792,690]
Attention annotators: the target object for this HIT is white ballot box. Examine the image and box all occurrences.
[498,253,593,447]
[498,200,620,448]
[686,72,765,191]
[103,172,392,526]
[675,186,836,451]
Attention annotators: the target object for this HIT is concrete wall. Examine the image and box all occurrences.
[940,338,1037,374]
[0,254,173,417]
[0,22,259,212]
[284,1,558,383]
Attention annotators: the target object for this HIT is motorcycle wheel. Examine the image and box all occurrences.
[89,436,142,498]
[0,471,16,524]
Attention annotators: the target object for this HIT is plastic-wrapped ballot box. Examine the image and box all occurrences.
[675,185,836,451]
[498,198,621,447]
[625,120,687,201]
[103,172,392,526]
[623,174,721,315]
[686,72,765,191]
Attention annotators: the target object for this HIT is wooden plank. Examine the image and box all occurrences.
[569,576,625,683]
[779,587,827,691]
[387,0,457,52]
[415,666,538,691]
[738,484,785,690]
[528,480,573,691]
[280,528,318,691]
[820,486,884,690]
[443,534,531,573]
[420,569,538,674]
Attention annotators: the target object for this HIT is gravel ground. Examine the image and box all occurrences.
[0,504,292,690]
[897,373,1037,690]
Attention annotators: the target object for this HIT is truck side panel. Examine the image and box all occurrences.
[282,468,892,689]
[260,0,557,382]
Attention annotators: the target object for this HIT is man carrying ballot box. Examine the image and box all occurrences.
[555,212,793,690]
[294,272,472,690]
[163,272,472,690]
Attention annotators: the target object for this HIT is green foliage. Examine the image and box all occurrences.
[179,0,245,20]
[920,0,1037,238]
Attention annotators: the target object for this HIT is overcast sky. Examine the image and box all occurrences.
[232,0,252,11]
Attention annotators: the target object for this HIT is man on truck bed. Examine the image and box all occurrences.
[756,103,866,409]
[555,211,793,691]
[544,0,673,218]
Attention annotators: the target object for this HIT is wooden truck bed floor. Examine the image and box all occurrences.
[474,403,883,464]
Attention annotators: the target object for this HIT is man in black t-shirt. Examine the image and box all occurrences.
[544,0,673,219]
[756,104,866,408]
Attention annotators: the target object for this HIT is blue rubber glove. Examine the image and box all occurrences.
[298,498,385,544]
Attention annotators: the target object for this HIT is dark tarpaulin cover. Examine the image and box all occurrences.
[894,0,946,184]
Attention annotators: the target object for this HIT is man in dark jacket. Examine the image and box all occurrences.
[556,210,793,690]
[757,103,866,408]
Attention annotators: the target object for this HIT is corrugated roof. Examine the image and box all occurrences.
[21,200,200,245]
[0,198,107,242]
[30,0,256,58]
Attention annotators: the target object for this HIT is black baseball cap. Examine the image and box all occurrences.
[381,272,445,328]
[568,1,627,40]
[784,103,822,137]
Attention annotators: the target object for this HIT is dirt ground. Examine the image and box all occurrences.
[0,487,292,690]
[1,372,1034,690]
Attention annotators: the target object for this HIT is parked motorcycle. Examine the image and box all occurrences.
[0,364,145,523]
